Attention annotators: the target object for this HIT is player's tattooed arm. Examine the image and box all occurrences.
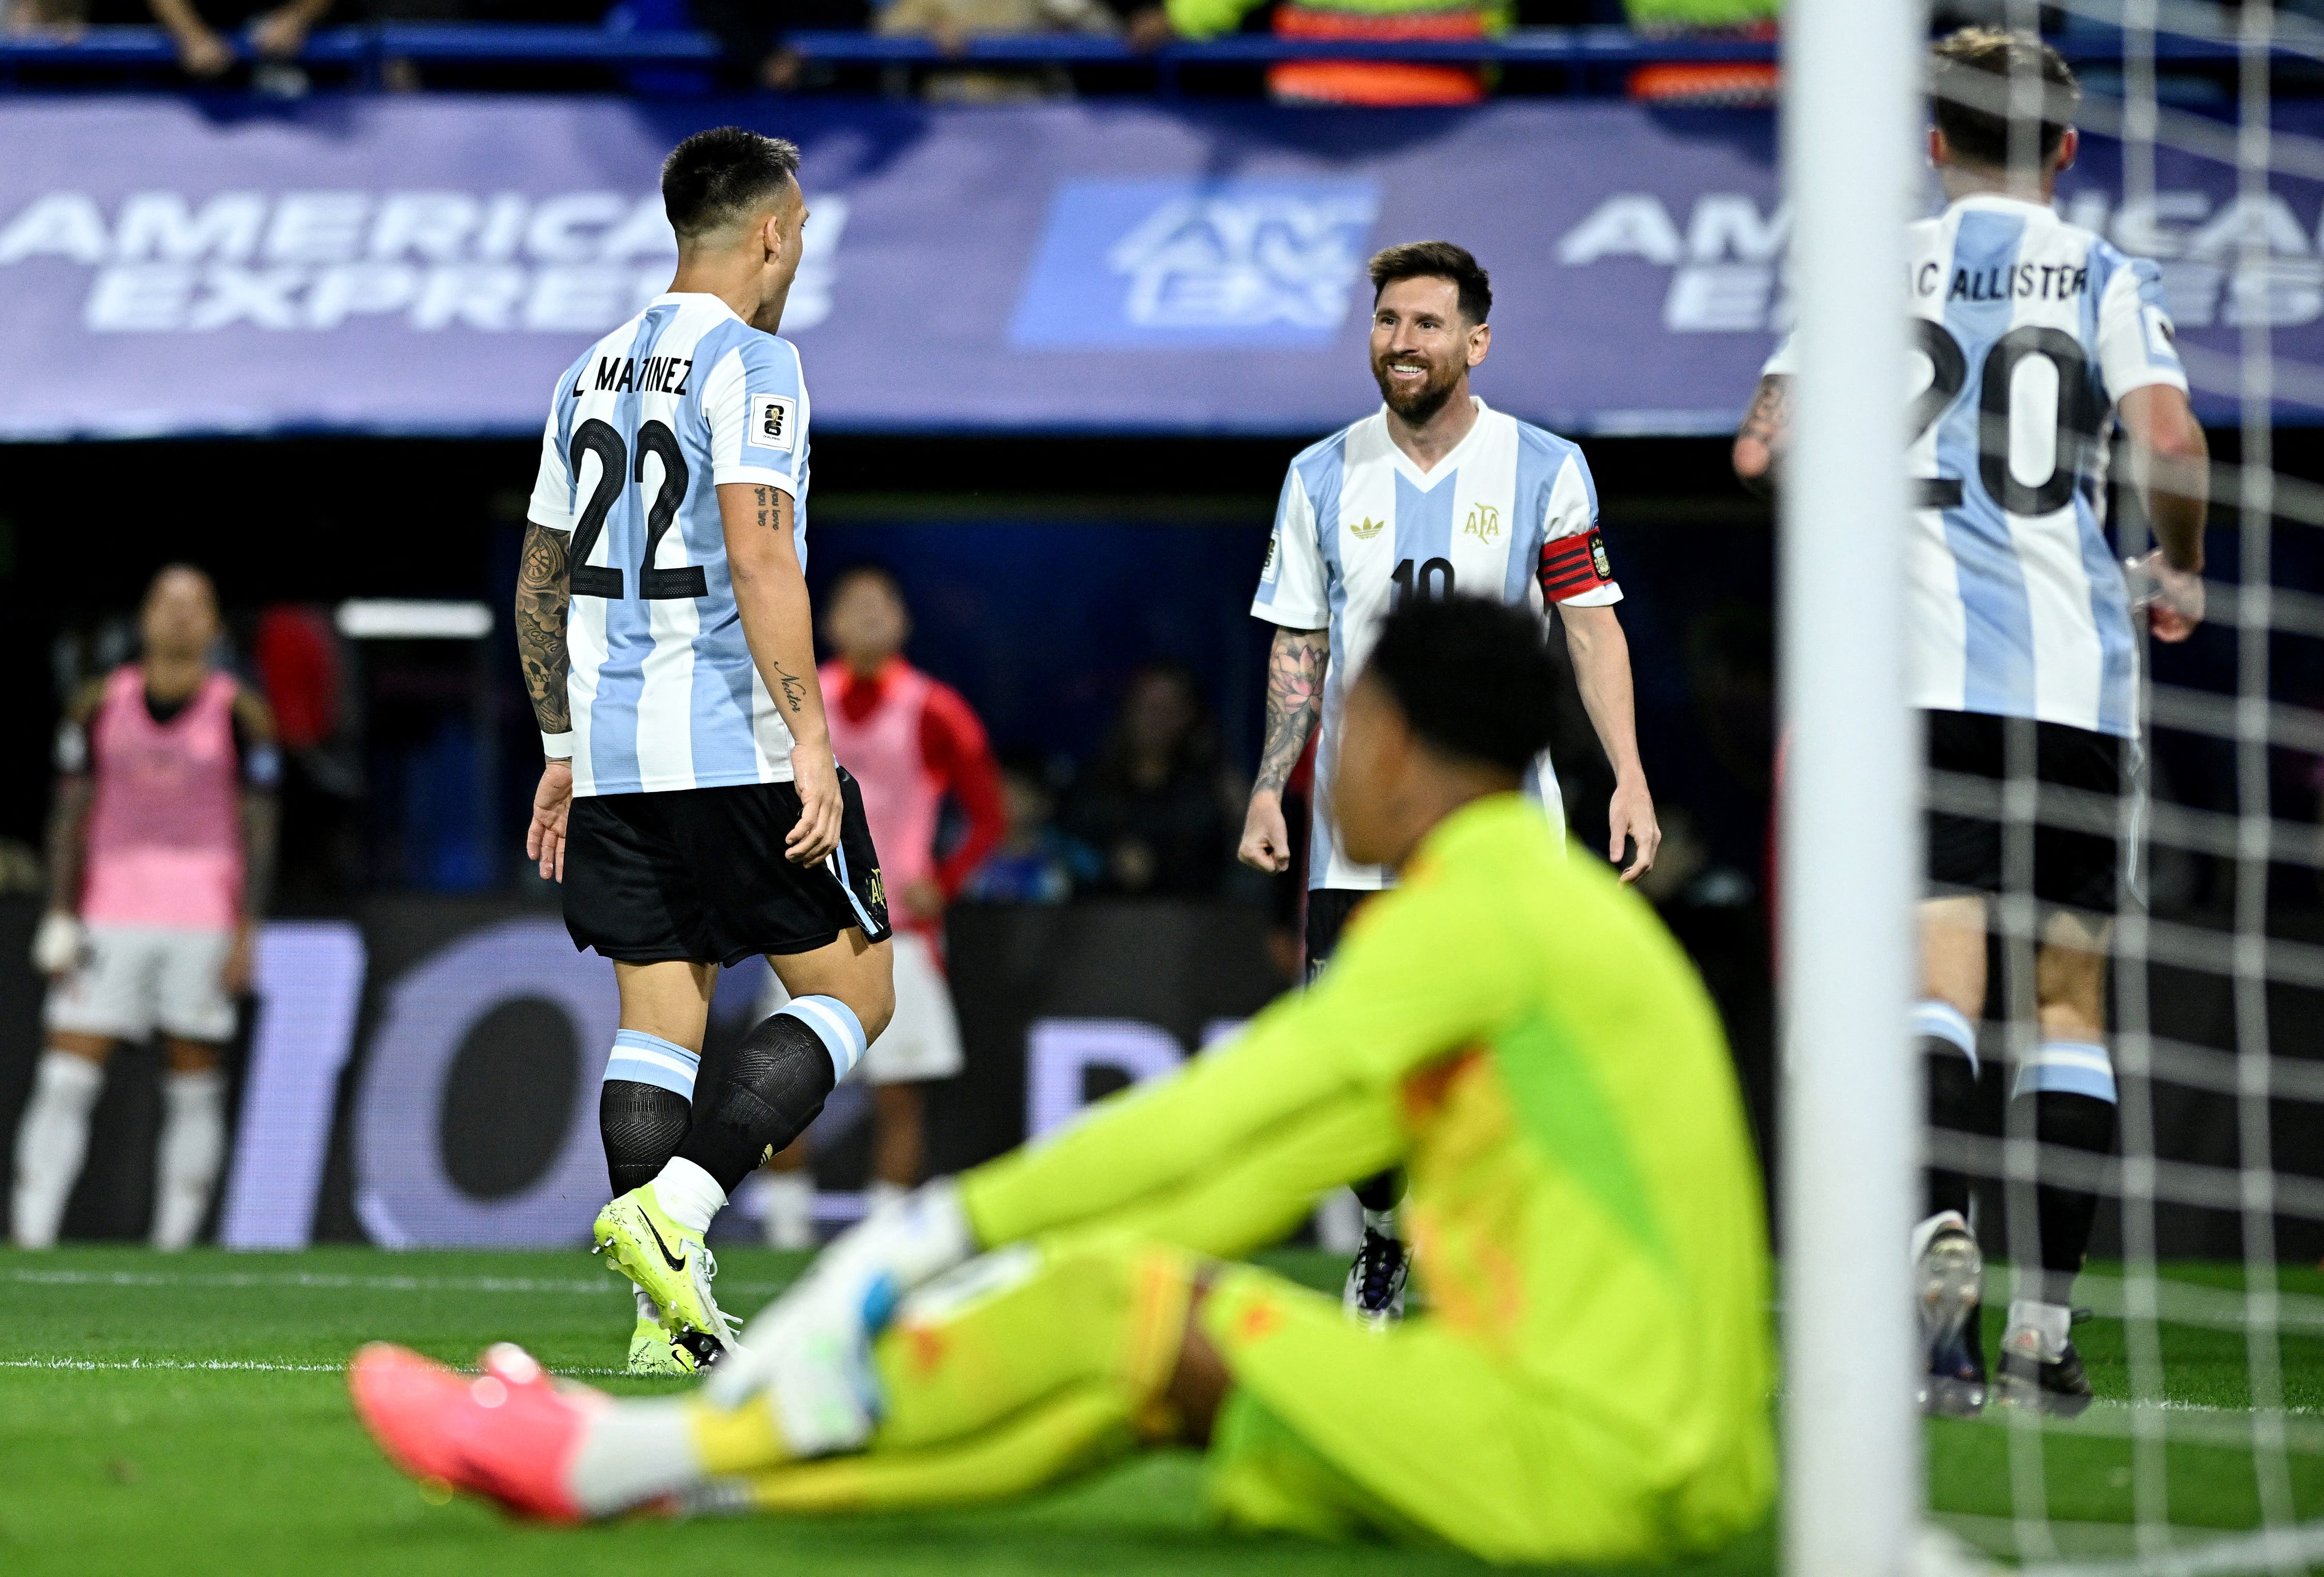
[720,479,845,863]
[515,521,572,734]
[1254,626,1329,796]
[1731,374,1791,499]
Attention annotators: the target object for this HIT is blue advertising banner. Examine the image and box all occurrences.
[0,95,2318,438]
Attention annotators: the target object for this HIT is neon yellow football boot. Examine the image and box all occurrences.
[626,1313,700,1375]
[593,1186,736,1357]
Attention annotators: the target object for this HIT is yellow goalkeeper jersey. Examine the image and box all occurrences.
[960,792,1774,1550]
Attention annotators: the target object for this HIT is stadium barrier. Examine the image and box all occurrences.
[0,896,1288,1248]
[0,22,2278,79]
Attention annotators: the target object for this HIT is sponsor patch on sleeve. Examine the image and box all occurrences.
[752,393,798,452]
[1259,530,1280,585]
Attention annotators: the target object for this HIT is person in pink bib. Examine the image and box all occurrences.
[755,566,1005,1246]
[13,565,280,1250]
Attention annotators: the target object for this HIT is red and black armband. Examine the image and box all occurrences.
[1538,527,1614,603]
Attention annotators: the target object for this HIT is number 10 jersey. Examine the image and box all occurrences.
[1764,192,2187,740]
[1252,398,1620,891]
[527,292,811,797]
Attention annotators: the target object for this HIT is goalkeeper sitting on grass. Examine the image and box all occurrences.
[350,594,1775,1565]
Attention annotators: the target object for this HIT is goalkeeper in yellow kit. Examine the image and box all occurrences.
[349,595,1775,1565]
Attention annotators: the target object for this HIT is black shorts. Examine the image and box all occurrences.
[1303,887,1377,985]
[1924,709,2129,914]
[564,771,893,966]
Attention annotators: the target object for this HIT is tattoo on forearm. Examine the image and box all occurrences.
[1737,376,1789,451]
[772,662,809,715]
[1255,628,1328,795]
[515,522,572,734]
[755,485,776,532]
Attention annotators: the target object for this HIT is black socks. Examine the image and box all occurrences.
[2018,1088,2116,1305]
[677,1011,838,1195]
[600,1080,692,1195]
[1923,1034,1982,1223]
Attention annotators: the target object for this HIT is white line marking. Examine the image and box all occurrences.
[0,1358,639,1377]
[2,1268,791,1298]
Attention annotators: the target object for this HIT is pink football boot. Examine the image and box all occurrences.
[348,1342,598,1522]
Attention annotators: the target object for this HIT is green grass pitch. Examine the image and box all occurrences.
[9,1248,2324,1575]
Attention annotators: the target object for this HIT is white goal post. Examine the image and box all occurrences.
[1776,1,1924,1574]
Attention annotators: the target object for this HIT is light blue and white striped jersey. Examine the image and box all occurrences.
[527,293,812,797]
[1252,399,1619,890]
[1764,193,2187,739]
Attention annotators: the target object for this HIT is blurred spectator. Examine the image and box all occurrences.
[876,0,1117,102]
[686,0,869,92]
[2,0,87,40]
[1621,0,1775,105]
[144,0,330,82]
[1065,663,1244,897]
[960,753,1098,902]
[1126,0,1493,105]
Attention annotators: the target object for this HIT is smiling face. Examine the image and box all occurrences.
[1369,275,1489,426]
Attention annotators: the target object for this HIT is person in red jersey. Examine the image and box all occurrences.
[15,565,279,1250]
[757,565,1005,1245]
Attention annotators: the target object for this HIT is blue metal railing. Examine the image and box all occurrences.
[0,22,2286,82]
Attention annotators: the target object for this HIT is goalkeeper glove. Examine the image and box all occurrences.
[706,1179,977,1453]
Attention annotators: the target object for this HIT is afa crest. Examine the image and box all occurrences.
[1462,504,1501,542]
[865,866,888,911]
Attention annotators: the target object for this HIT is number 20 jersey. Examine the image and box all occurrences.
[527,292,810,797]
[1252,398,1620,890]
[1764,192,2188,740]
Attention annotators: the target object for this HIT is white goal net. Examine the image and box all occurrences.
[1781,1,2324,1573]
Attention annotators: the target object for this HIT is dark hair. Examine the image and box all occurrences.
[146,563,217,602]
[1368,241,1492,326]
[1363,596,1557,775]
[1930,27,2079,170]
[661,128,802,244]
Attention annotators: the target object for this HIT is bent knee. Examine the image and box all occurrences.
[850,982,896,1045]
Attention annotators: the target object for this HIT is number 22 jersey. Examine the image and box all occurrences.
[1251,398,1620,891]
[1762,192,2187,740]
[527,292,811,797]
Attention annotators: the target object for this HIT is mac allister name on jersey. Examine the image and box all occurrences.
[1771,193,2189,741]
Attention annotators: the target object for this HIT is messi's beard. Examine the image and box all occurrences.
[1374,358,1462,426]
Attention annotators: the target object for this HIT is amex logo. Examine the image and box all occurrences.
[1010,178,1380,350]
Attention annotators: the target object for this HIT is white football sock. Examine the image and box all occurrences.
[649,1156,725,1239]
[633,1285,661,1323]
[761,1170,815,1250]
[1313,1190,1362,1254]
[12,1050,104,1249]
[1911,1209,1971,1267]
[1361,1206,1399,1239]
[565,1399,701,1516]
[864,1179,908,1217]
[2005,1298,2073,1362]
[152,1068,226,1251]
